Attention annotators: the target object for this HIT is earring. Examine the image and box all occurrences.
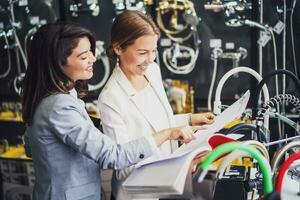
[116,56,120,66]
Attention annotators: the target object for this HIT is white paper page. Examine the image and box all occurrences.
[226,133,245,140]
[125,153,190,188]
[173,90,250,155]
[124,146,211,197]
[136,90,250,168]
[124,155,188,198]
[197,90,250,135]
[136,146,210,168]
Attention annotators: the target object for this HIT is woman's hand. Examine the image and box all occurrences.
[153,125,204,147]
[190,112,215,126]
[191,151,210,173]
[168,126,203,143]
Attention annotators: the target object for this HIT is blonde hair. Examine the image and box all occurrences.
[107,10,160,60]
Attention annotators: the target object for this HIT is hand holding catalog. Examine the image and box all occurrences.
[123,90,250,198]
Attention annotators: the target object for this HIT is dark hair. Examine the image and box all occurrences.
[107,10,160,60]
[21,22,95,124]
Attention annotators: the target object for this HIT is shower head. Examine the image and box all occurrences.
[226,18,269,31]
[225,18,244,27]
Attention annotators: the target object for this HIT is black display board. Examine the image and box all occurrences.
[0,0,299,108]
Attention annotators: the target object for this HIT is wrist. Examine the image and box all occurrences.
[153,129,172,147]
[166,129,172,140]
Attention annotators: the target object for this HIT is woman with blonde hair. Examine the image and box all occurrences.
[98,11,214,200]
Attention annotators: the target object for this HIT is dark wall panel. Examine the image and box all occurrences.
[0,0,298,107]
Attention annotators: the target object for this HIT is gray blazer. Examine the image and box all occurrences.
[25,89,156,200]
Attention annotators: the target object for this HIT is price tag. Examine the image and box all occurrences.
[87,0,97,5]
[113,0,123,4]
[257,31,271,47]
[160,38,172,47]
[29,16,39,25]
[18,0,28,6]
[225,42,235,49]
[40,19,47,25]
[209,39,222,48]
[273,20,285,35]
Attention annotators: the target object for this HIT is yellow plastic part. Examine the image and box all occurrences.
[210,156,254,170]
[223,117,252,129]
[0,111,23,121]
[224,118,243,129]
[0,145,31,160]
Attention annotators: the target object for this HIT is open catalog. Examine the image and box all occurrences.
[123,90,250,199]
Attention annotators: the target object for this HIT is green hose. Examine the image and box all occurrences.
[200,141,273,195]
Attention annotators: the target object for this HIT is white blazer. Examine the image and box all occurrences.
[98,62,189,200]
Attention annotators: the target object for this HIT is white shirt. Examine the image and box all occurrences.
[134,83,171,157]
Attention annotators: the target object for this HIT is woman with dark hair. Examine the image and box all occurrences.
[21,22,199,200]
[98,11,215,200]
